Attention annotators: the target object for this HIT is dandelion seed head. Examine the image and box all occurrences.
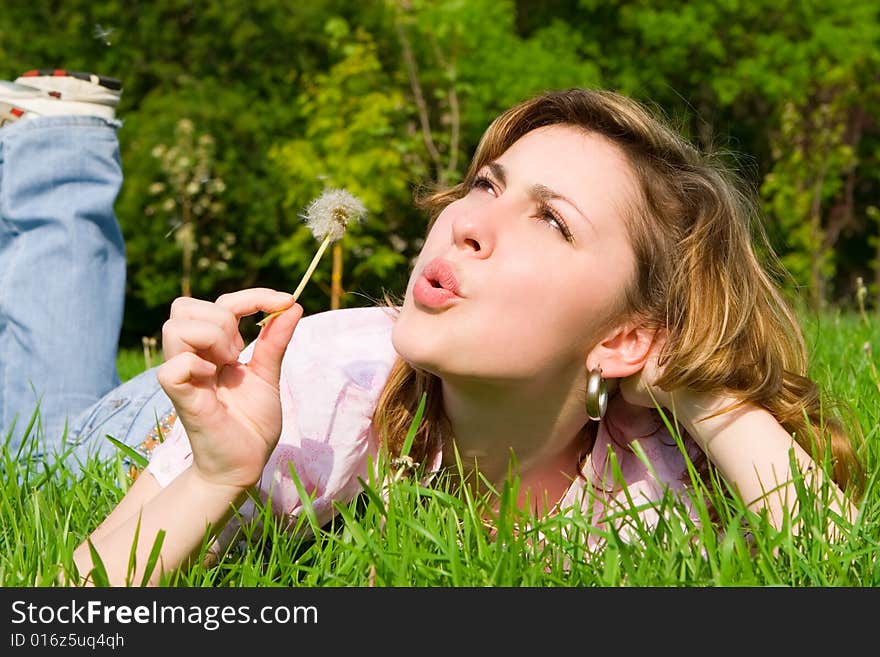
[302,188,367,242]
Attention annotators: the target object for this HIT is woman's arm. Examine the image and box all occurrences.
[82,471,161,549]
[72,469,247,586]
[72,288,303,586]
[672,394,856,530]
[618,339,857,533]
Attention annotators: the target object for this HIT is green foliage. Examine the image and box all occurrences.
[761,96,855,307]
[1,0,879,339]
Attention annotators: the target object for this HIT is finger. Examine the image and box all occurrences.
[162,318,242,364]
[169,296,245,352]
[214,288,296,319]
[156,352,221,422]
[248,303,303,386]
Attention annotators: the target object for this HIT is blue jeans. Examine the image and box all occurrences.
[0,115,174,464]
[64,365,176,468]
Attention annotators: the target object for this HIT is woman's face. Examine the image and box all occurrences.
[393,124,639,383]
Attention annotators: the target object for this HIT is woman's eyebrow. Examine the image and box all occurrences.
[487,160,596,234]
[487,161,508,186]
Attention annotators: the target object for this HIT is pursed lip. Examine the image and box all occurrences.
[421,257,463,297]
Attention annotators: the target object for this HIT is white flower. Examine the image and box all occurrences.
[255,188,367,327]
[302,188,367,243]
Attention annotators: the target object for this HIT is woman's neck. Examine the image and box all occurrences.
[438,366,590,514]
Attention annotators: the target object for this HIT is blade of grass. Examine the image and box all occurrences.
[85,539,110,587]
[399,391,426,459]
[105,435,148,469]
[140,529,167,587]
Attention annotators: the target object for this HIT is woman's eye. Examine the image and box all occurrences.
[538,206,573,241]
[542,210,563,231]
[470,173,573,242]
[472,176,494,193]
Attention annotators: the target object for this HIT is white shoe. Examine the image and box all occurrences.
[0,69,122,120]
[0,100,39,128]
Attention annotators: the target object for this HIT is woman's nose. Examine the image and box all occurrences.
[451,199,503,258]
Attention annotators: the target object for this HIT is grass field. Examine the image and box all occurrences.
[2,308,878,587]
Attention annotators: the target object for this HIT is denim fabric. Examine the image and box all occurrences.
[0,115,127,452]
[64,365,174,469]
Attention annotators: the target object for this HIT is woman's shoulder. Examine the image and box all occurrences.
[285,304,398,364]
[238,304,398,364]
[293,304,398,343]
[279,304,401,392]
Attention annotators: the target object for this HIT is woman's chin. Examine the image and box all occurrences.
[391,321,440,373]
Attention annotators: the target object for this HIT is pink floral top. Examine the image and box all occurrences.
[146,306,700,552]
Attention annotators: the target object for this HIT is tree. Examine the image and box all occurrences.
[147,119,227,298]
[269,16,416,309]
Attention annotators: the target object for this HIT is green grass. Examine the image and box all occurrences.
[2,310,879,587]
[116,344,161,382]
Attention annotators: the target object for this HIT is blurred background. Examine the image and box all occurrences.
[1,0,878,349]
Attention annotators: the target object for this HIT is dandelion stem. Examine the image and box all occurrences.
[256,233,333,327]
[293,233,333,300]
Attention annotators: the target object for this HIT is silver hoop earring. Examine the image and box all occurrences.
[585,366,608,421]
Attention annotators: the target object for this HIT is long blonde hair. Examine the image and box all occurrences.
[372,88,865,498]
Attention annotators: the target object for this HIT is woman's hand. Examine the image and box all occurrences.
[618,334,741,449]
[156,288,302,491]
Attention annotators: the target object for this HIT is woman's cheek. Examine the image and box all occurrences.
[498,253,564,301]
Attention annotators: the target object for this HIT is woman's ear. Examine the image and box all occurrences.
[587,321,659,380]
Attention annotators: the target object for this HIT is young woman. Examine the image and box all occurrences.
[66,88,863,585]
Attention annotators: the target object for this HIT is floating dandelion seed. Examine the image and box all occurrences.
[93,24,115,46]
[257,189,367,326]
